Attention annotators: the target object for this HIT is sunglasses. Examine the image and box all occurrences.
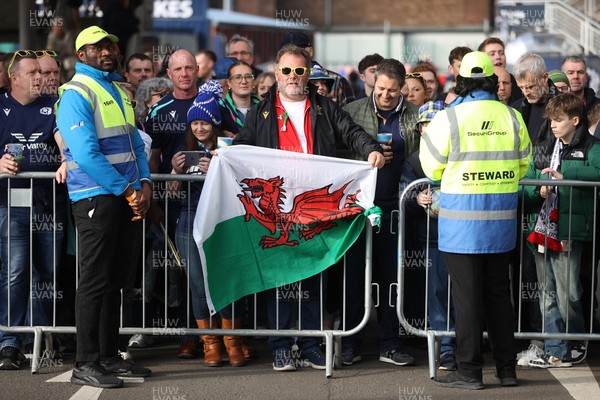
[7,49,59,77]
[130,100,138,108]
[405,72,423,78]
[278,66,309,76]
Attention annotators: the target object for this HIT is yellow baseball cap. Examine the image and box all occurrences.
[75,26,119,51]
[459,51,494,78]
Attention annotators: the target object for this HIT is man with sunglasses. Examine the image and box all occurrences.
[55,26,152,388]
[0,50,67,371]
[235,44,384,372]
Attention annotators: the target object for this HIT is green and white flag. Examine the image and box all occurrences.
[194,145,380,314]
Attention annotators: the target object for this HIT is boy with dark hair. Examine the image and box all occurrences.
[524,93,600,368]
[355,53,384,99]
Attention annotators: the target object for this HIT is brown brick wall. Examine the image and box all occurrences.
[232,0,490,29]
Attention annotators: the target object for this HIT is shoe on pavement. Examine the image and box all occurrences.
[100,355,152,377]
[496,365,518,387]
[0,346,26,370]
[569,342,587,365]
[273,349,296,372]
[71,361,123,388]
[177,339,199,359]
[517,343,544,367]
[529,354,572,368]
[379,349,415,366]
[341,347,362,366]
[433,371,484,390]
[438,352,457,371]
[302,347,326,370]
[128,334,153,348]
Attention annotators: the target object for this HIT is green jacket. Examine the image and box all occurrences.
[523,125,600,242]
[343,95,419,159]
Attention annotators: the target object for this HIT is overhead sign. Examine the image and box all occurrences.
[152,0,207,31]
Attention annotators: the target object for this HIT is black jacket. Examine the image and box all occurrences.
[234,83,382,159]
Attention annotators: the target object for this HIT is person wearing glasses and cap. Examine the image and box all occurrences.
[55,26,152,388]
[0,49,67,371]
[420,51,531,389]
[235,44,384,372]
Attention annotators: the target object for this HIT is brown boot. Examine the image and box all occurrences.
[221,318,246,367]
[196,318,222,367]
[241,339,258,360]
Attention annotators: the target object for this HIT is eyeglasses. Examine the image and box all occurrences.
[229,74,254,83]
[278,66,309,76]
[227,51,252,57]
[405,73,423,78]
[33,50,58,58]
[129,100,138,108]
[151,91,168,98]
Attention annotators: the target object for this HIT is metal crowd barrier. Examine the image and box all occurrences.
[0,172,375,377]
[398,177,600,378]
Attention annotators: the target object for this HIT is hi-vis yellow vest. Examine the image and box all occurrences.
[420,100,532,254]
[56,74,140,199]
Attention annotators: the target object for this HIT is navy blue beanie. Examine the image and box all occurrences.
[187,81,223,126]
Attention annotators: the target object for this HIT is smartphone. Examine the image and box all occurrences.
[182,151,202,167]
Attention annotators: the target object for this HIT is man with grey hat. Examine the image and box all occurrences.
[56,25,152,388]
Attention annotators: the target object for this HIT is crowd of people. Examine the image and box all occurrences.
[1,22,600,392]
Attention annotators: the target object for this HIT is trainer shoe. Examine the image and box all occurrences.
[0,346,26,370]
[517,343,544,367]
[569,342,587,365]
[128,334,153,348]
[71,361,123,388]
[496,365,518,387]
[529,354,572,368]
[341,347,362,366]
[433,371,484,390]
[379,349,415,366]
[100,354,152,377]
[438,352,457,371]
[273,349,296,371]
[302,347,326,370]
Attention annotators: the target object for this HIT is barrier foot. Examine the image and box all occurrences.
[325,332,333,378]
[427,331,437,379]
[31,327,43,374]
[333,334,342,370]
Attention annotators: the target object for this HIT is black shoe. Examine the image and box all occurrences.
[433,371,484,390]
[71,361,123,388]
[0,346,26,370]
[100,355,152,377]
[496,365,518,387]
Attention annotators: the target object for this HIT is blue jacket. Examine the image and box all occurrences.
[56,63,151,202]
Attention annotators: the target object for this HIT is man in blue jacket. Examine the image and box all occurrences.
[56,26,152,388]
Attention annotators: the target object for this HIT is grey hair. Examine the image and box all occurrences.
[226,34,255,55]
[513,52,547,80]
[134,77,174,124]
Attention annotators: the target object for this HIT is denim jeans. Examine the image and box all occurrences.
[426,244,456,355]
[534,242,585,360]
[267,273,322,353]
[0,205,65,350]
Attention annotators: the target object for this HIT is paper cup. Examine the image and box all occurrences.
[218,137,233,147]
[6,143,24,163]
[376,133,392,144]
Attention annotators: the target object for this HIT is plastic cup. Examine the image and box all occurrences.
[219,137,233,147]
[6,143,24,163]
[377,133,392,144]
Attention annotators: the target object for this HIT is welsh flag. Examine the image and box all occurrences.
[194,145,380,314]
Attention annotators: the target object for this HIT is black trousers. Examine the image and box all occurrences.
[72,195,140,363]
[444,252,516,379]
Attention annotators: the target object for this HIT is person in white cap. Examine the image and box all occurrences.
[55,25,152,388]
[420,51,531,390]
